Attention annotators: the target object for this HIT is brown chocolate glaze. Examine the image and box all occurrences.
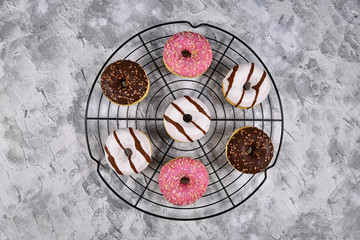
[226,127,273,174]
[101,60,149,105]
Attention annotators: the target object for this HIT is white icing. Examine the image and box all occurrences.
[105,128,152,175]
[164,96,211,143]
[222,63,271,108]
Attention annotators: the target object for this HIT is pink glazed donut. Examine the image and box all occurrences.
[163,32,213,78]
[159,157,209,206]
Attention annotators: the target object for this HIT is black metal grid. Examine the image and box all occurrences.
[85,21,284,221]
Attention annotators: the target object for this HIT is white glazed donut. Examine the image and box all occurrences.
[163,96,211,143]
[222,63,271,109]
[104,128,152,175]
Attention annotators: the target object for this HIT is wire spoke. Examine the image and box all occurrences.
[138,35,176,99]
[97,94,105,154]
[135,140,175,206]
[197,140,235,207]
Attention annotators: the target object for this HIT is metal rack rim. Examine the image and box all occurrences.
[85,21,284,221]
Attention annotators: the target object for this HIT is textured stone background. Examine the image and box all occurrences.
[1,0,360,239]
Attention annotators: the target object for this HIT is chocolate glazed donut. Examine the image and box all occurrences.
[226,127,274,174]
[101,60,150,105]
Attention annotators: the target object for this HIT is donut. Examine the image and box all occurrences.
[159,157,209,206]
[104,128,152,175]
[163,96,211,143]
[163,31,213,78]
[226,127,274,174]
[222,63,271,109]
[101,59,150,106]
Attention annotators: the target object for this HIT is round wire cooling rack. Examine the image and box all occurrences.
[85,21,284,221]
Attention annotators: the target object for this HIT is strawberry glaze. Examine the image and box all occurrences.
[163,32,213,78]
[158,157,209,206]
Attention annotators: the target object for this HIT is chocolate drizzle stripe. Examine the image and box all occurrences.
[184,96,211,120]
[164,115,193,142]
[113,130,138,174]
[190,120,206,135]
[224,65,239,97]
[129,127,151,163]
[127,155,138,174]
[113,130,125,150]
[248,70,266,109]
[104,145,123,175]
[171,102,206,135]
[235,63,254,107]
[171,102,184,115]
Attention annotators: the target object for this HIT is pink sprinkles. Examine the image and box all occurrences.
[163,31,213,78]
[158,157,209,206]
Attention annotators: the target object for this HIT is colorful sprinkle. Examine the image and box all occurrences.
[163,32,213,78]
[158,157,209,206]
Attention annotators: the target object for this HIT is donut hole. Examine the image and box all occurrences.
[181,50,191,58]
[120,78,128,88]
[183,114,192,123]
[180,176,190,184]
[112,78,128,89]
[124,148,132,157]
[246,146,253,155]
[243,82,251,90]
[246,145,260,157]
